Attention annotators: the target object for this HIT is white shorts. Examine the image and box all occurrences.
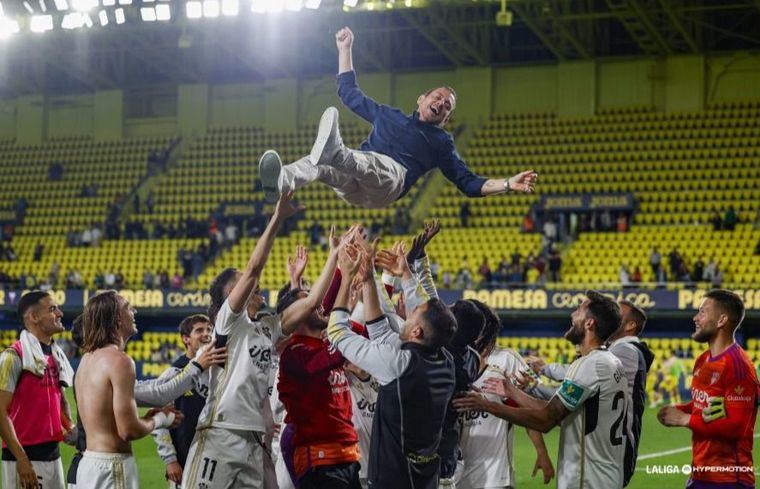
[182,427,265,489]
[2,458,65,489]
[75,451,138,489]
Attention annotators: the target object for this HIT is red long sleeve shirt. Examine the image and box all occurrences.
[676,343,758,487]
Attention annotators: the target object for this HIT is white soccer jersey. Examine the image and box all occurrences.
[555,348,629,489]
[196,300,283,432]
[347,372,379,481]
[458,348,527,489]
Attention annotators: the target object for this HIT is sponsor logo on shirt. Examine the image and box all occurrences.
[692,388,710,405]
[558,380,585,408]
[248,345,271,370]
[459,410,489,424]
[357,398,376,414]
[727,385,754,403]
[710,372,720,385]
[328,369,350,394]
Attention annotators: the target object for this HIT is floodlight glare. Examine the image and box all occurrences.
[101,0,115,5]
[61,11,87,28]
[140,6,156,21]
[404,0,411,6]
[186,1,202,18]
[304,0,320,8]
[118,0,132,5]
[203,0,219,17]
[71,0,96,11]
[155,3,170,20]
[30,14,54,32]
[265,0,284,12]
[285,0,303,11]
[23,2,35,14]
[53,0,68,9]
[38,0,48,12]
[0,16,20,39]
[114,7,125,23]
[250,0,265,13]
[0,2,3,16]
[98,9,107,25]
[343,0,358,7]
[221,0,238,16]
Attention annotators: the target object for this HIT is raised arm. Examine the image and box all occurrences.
[479,170,538,197]
[228,192,303,314]
[336,26,354,74]
[281,226,344,333]
[438,137,538,198]
[335,27,381,122]
[327,247,411,385]
[287,245,308,290]
[407,220,441,298]
[376,243,429,314]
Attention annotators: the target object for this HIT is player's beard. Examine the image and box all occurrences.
[309,312,328,331]
[692,321,716,343]
[564,320,585,345]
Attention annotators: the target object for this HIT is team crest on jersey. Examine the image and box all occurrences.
[558,380,585,408]
[710,372,720,385]
[735,385,745,395]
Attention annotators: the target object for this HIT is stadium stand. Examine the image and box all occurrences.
[0,136,192,288]
[132,122,413,231]
[428,104,760,288]
[1,106,758,291]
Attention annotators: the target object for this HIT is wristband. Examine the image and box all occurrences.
[153,411,176,430]
[504,179,513,193]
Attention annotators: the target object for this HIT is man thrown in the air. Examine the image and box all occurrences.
[258,27,537,209]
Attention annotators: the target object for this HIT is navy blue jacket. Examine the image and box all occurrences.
[337,71,487,199]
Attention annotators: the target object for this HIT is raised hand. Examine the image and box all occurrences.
[335,26,354,51]
[274,191,305,219]
[376,242,408,277]
[338,244,362,277]
[407,219,441,263]
[507,170,538,194]
[356,241,378,283]
[287,245,309,281]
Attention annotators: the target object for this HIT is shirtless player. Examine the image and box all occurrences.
[74,291,182,489]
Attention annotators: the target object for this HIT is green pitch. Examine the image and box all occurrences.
[59,391,759,488]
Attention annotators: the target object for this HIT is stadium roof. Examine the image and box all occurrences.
[0,0,759,96]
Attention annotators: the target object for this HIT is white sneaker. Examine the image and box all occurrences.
[258,150,282,204]
[310,107,342,167]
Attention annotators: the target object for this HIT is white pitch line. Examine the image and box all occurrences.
[637,433,760,461]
